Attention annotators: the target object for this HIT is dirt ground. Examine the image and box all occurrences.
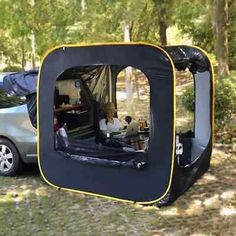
[0,145,235,236]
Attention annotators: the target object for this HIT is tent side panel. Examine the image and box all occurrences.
[37,43,176,203]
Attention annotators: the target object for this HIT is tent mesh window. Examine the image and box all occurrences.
[175,69,195,167]
[54,66,148,169]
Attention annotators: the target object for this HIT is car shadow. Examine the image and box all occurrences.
[21,163,40,177]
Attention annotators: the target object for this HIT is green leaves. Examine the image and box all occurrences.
[215,76,236,128]
[0,0,235,71]
[0,0,78,67]
[174,1,214,50]
[182,73,236,130]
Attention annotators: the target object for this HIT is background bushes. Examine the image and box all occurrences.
[182,72,236,142]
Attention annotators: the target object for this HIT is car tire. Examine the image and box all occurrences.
[0,138,24,176]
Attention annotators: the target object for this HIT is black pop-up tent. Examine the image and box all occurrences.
[38,43,214,205]
[38,44,214,204]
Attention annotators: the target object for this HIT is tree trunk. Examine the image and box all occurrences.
[124,23,131,42]
[124,23,133,113]
[81,0,85,15]
[30,0,36,69]
[158,13,167,45]
[213,0,230,76]
[31,30,36,69]
[135,76,140,100]
[20,37,26,70]
[156,3,167,45]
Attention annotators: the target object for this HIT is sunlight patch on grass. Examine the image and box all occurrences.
[210,149,231,166]
[158,207,179,217]
[211,152,229,166]
[203,194,221,209]
[220,190,235,201]
[0,191,23,203]
[0,195,15,203]
[35,187,48,197]
[21,189,31,196]
[0,188,33,204]
[185,199,204,216]
[176,117,191,124]
[19,184,33,190]
[203,173,218,181]
[201,173,218,184]
[196,173,218,186]
[190,233,209,236]
[134,203,157,211]
[220,207,236,216]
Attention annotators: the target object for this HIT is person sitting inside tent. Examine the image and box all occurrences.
[124,115,132,129]
[124,116,139,135]
[99,102,122,136]
[54,113,61,132]
[123,116,144,150]
[54,113,69,148]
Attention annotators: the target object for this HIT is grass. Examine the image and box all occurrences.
[0,147,235,235]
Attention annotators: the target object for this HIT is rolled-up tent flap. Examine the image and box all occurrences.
[26,93,37,128]
[3,70,38,128]
[3,70,38,96]
[163,46,209,73]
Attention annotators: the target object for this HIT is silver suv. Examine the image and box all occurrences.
[0,73,37,176]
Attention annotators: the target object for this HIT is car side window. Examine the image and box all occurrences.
[0,89,26,109]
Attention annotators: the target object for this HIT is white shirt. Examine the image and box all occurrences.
[99,118,121,133]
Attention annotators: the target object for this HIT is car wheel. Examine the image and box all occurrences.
[0,138,24,176]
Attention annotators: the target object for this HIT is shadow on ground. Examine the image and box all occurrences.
[21,163,40,177]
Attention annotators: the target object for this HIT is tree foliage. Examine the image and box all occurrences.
[174,0,235,69]
[174,0,214,50]
[182,74,236,129]
[0,0,235,72]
